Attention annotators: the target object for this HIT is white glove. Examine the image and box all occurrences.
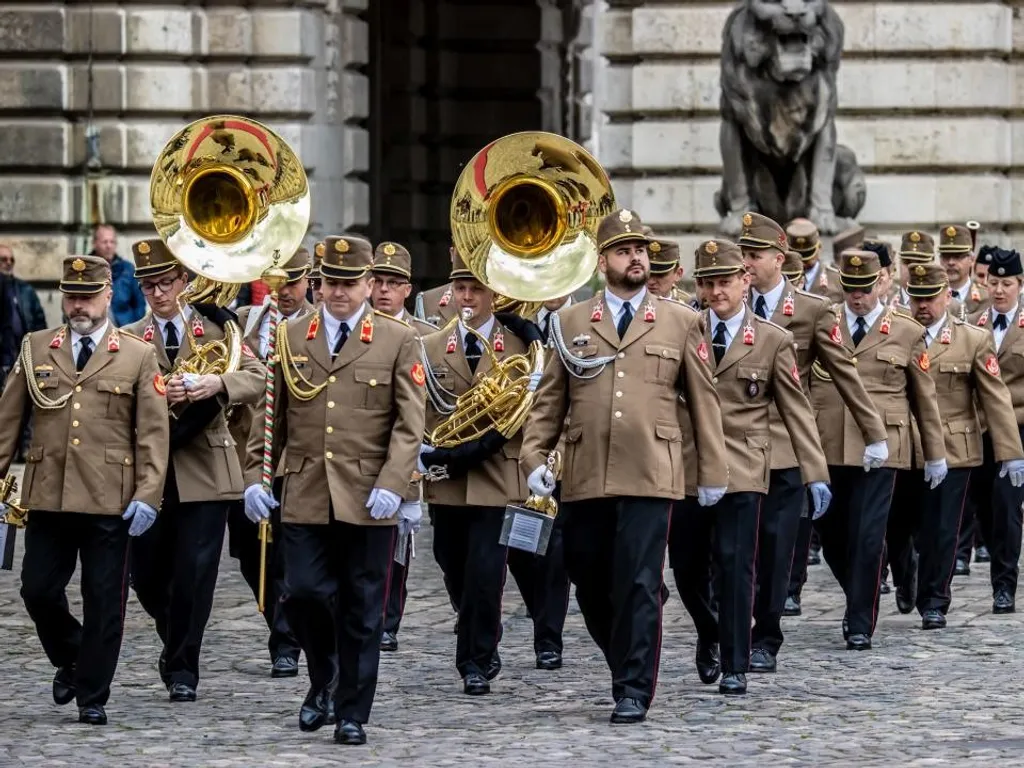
[697,486,727,507]
[243,483,278,523]
[417,442,431,474]
[366,487,402,520]
[1000,459,1024,488]
[526,370,543,393]
[121,500,158,537]
[924,458,948,490]
[0,502,7,518]
[398,500,423,534]
[809,482,832,520]
[862,440,889,472]
[527,465,556,496]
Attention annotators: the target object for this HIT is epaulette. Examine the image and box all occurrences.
[752,314,788,334]
[118,330,147,343]
[374,309,411,328]
[794,287,829,304]
[891,309,924,329]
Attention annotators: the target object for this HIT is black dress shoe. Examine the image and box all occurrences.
[846,633,871,651]
[993,590,1016,614]
[921,609,946,629]
[974,546,991,563]
[299,686,330,732]
[954,559,970,577]
[895,585,915,614]
[748,648,776,673]
[807,547,821,566]
[660,583,670,605]
[334,719,366,745]
[485,651,502,681]
[53,666,76,706]
[271,655,299,678]
[783,595,801,616]
[379,631,399,652]
[610,697,647,724]
[78,704,107,725]
[168,682,197,702]
[536,650,562,670]
[463,673,490,695]
[695,641,721,684]
[719,672,747,695]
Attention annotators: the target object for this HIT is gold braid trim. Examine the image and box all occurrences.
[20,335,73,410]
[276,319,330,402]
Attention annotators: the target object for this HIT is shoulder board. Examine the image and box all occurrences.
[794,287,829,304]
[118,330,147,343]
[825,264,841,273]
[373,310,411,328]
[656,295,699,313]
[892,310,924,329]
[752,315,788,334]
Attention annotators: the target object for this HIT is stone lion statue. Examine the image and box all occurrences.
[714,0,866,236]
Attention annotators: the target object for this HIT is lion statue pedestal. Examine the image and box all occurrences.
[714,0,866,236]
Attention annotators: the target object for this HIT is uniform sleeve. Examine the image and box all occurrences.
[972,333,1024,462]
[772,333,829,484]
[907,333,945,463]
[813,304,887,444]
[244,336,288,488]
[0,347,30,478]
[132,345,170,509]
[375,333,427,497]
[220,343,267,406]
[519,341,570,477]
[679,318,729,488]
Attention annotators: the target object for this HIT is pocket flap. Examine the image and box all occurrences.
[947,419,976,435]
[885,412,908,427]
[282,454,306,474]
[354,366,392,386]
[736,365,769,381]
[501,442,520,459]
[876,350,908,367]
[565,424,583,443]
[574,345,599,359]
[26,445,43,463]
[104,447,133,466]
[655,421,682,442]
[938,361,967,374]
[745,433,769,449]
[205,432,235,448]
[645,344,680,361]
[359,455,386,475]
[96,379,131,395]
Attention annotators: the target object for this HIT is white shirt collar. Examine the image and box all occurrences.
[752,278,786,317]
[845,301,884,334]
[321,302,366,349]
[71,321,109,352]
[950,278,972,298]
[604,287,647,322]
[394,308,406,323]
[154,306,191,337]
[803,262,821,288]
[925,316,947,346]
[459,315,496,347]
[708,307,746,350]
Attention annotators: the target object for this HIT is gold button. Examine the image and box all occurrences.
[72,438,80,446]
[616,371,624,378]
[38,381,46,389]
[900,420,905,426]
[661,350,669,358]
[72,420,79,428]
[326,426,334,434]
[326,451,334,459]
[327,401,335,408]
[851,357,857,365]
[73,402,81,410]
[328,375,336,383]
[114,386,120,394]
[369,378,377,387]
[224,439,230,447]
[614,410,622,418]
[618,352,625,359]
[890,356,896,364]
[75,385,82,392]
[712,376,719,384]
[124,458,131,465]
[751,372,758,381]
[616,391,623,397]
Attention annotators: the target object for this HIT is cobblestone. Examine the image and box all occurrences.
[1,487,1023,765]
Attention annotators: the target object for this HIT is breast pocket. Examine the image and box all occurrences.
[736,365,770,401]
[654,420,683,493]
[877,349,908,386]
[353,364,393,410]
[96,378,134,420]
[937,360,971,392]
[644,344,681,384]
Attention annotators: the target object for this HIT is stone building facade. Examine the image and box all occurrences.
[0,1,1020,321]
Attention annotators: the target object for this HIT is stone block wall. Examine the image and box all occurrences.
[593,1,1021,268]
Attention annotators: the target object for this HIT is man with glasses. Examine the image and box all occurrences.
[124,239,265,702]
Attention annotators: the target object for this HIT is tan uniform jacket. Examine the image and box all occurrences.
[414,283,457,327]
[891,287,966,321]
[243,304,425,525]
[704,308,828,493]
[421,319,528,507]
[124,312,265,502]
[911,314,1022,468]
[809,307,945,469]
[399,310,436,501]
[969,304,1024,423]
[950,280,989,316]
[806,264,844,303]
[0,325,169,514]
[520,291,729,502]
[761,287,887,470]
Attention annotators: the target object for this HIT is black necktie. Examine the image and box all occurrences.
[332,322,350,359]
[951,290,961,300]
[540,313,551,343]
[617,303,634,339]
[465,333,482,374]
[712,322,728,366]
[852,316,868,346]
[164,322,179,358]
[994,314,1008,331]
[76,337,94,372]
[754,295,768,319]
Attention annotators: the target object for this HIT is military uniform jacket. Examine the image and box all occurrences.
[911,314,1022,469]
[399,310,436,502]
[806,264,844,303]
[705,308,828,493]
[0,324,169,515]
[415,283,457,327]
[969,303,1024,423]
[759,287,887,471]
[952,280,988,316]
[124,312,265,503]
[244,304,425,526]
[421,318,529,508]
[520,291,729,503]
[809,307,945,469]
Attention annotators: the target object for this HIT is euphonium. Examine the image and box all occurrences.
[148,115,310,377]
[426,132,615,448]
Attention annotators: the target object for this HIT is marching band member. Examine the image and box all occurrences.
[809,249,946,649]
[369,241,435,652]
[740,213,887,674]
[414,246,459,326]
[0,255,168,724]
[520,209,729,723]
[939,225,989,314]
[243,235,425,745]
[781,249,805,287]
[227,248,314,678]
[894,231,936,308]
[125,240,266,702]
[646,237,694,305]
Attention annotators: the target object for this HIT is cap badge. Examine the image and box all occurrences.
[335,239,350,254]
[946,226,957,238]
[796,236,806,246]
[742,213,753,227]
[71,258,86,272]
[138,242,151,255]
[914,265,926,276]
[383,243,396,256]
[649,242,661,254]
[850,255,862,267]
[705,241,718,255]
[910,232,921,243]
[618,209,633,223]
[315,242,325,257]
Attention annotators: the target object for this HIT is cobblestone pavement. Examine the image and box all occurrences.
[2,495,1024,766]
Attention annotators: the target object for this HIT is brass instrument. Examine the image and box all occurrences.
[429,132,614,448]
[0,475,27,527]
[967,221,981,251]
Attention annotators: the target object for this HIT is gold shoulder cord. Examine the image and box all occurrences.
[276,319,329,402]
[20,336,73,410]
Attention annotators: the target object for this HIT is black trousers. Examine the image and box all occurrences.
[886,469,921,590]
[131,490,228,689]
[788,511,813,600]
[753,469,805,655]
[383,531,413,635]
[972,430,1024,597]
[563,496,670,706]
[506,508,570,655]
[227,497,299,662]
[671,492,760,674]
[281,517,394,723]
[431,504,508,678]
[20,511,130,707]
[956,499,983,563]
[815,466,896,637]
[914,468,972,614]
